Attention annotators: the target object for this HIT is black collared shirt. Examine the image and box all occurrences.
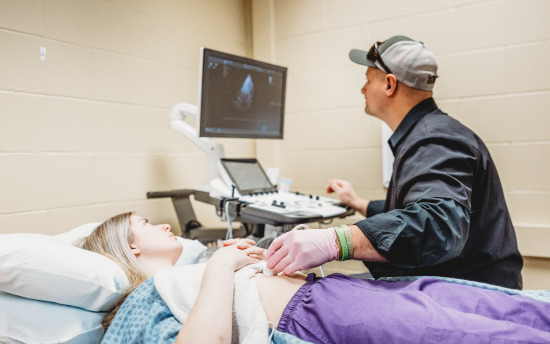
[356,98,523,289]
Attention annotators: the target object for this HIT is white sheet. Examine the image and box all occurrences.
[154,261,269,344]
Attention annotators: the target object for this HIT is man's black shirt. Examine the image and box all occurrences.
[356,98,523,289]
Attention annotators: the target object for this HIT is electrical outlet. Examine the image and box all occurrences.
[40,46,47,61]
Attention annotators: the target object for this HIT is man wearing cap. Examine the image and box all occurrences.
[265,35,523,289]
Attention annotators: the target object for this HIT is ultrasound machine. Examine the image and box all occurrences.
[147,48,353,243]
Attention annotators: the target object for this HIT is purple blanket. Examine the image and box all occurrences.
[279,274,550,343]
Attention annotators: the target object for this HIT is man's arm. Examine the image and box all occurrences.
[366,200,385,218]
[265,224,388,275]
[355,198,470,268]
[317,198,469,265]
[348,224,388,262]
[265,198,469,274]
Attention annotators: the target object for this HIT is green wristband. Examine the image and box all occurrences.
[341,224,353,260]
[333,226,348,261]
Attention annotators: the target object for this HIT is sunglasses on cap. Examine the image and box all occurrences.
[367,41,392,74]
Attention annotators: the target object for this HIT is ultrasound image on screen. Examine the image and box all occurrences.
[234,74,254,111]
[199,50,286,139]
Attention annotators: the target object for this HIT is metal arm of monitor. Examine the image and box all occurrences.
[169,102,225,182]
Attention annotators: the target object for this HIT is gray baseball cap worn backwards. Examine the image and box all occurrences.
[349,35,438,91]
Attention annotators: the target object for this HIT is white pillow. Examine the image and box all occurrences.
[0,291,105,344]
[0,233,129,312]
[175,236,208,266]
[0,222,207,344]
[55,222,102,244]
[0,222,207,312]
[56,222,208,265]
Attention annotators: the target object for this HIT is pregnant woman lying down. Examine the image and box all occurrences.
[79,212,550,344]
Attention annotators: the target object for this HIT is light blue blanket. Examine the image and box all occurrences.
[100,278,312,344]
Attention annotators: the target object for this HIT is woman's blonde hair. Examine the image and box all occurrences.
[77,211,149,328]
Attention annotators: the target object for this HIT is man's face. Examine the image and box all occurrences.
[361,67,386,118]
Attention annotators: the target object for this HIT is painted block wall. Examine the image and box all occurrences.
[0,0,254,235]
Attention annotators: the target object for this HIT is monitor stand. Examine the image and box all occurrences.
[169,102,225,183]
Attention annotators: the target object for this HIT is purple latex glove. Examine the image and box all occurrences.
[265,226,339,275]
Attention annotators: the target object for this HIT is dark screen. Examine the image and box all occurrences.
[199,49,287,139]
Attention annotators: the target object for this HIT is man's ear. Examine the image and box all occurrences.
[130,243,140,257]
[385,74,398,95]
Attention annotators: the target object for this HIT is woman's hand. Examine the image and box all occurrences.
[223,238,256,248]
[223,238,265,260]
[211,242,265,271]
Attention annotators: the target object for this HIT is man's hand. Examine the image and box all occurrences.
[265,227,339,275]
[326,179,369,216]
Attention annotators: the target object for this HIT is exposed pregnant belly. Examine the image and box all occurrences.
[254,273,307,327]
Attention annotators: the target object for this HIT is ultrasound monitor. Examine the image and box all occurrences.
[220,158,276,195]
[198,48,287,139]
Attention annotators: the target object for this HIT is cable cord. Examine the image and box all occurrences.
[224,200,233,240]
[255,236,275,249]
[243,222,252,236]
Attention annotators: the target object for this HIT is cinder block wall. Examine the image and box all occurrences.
[253,0,550,289]
[0,0,253,235]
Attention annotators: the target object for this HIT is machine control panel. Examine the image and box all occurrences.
[239,190,346,218]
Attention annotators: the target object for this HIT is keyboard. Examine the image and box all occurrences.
[239,191,347,218]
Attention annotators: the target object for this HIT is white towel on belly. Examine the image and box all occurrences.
[154,261,269,344]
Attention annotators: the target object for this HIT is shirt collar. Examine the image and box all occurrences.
[388,97,439,153]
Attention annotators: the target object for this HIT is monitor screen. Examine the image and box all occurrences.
[220,158,276,194]
[198,48,287,139]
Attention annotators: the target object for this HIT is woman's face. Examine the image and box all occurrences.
[129,215,182,264]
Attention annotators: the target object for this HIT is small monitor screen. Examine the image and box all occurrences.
[220,158,275,194]
[199,48,287,139]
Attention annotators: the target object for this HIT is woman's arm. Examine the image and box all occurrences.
[175,243,264,344]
